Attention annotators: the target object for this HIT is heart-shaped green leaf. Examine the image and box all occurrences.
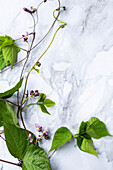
[86,117,112,139]
[0,35,20,70]
[0,78,23,98]
[0,101,18,126]
[22,144,51,170]
[77,137,98,157]
[4,123,36,159]
[49,127,72,152]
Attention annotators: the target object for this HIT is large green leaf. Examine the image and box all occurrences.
[0,100,18,126]
[0,47,9,70]
[4,123,36,159]
[22,144,51,170]
[2,44,19,68]
[86,117,112,139]
[0,78,23,98]
[49,127,72,152]
[77,137,98,157]
[0,35,20,69]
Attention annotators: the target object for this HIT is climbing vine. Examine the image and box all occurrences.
[0,0,112,169]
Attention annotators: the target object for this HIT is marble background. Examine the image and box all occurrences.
[0,0,113,169]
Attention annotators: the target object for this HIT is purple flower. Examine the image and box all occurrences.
[43,127,48,136]
[22,32,29,42]
[0,130,4,134]
[30,90,34,95]
[30,6,37,13]
[27,134,33,143]
[37,135,42,141]
[23,7,37,14]
[44,135,49,140]
[34,90,39,97]
[35,123,42,132]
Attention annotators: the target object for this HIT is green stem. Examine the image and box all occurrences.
[22,102,37,109]
[22,93,35,105]
[21,24,65,107]
[14,43,28,52]
[53,7,67,25]
[30,1,44,28]
[14,37,23,41]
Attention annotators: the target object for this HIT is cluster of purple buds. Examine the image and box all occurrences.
[36,61,41,67]
[23,6,37,14]
[22,32,29,42]
[35,123,42,132]
[30,90,39,96]
[35,124,49,141]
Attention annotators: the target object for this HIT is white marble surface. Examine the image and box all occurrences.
[0,0,113,169]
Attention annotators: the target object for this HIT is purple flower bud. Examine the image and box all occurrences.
[22,32,29,42]
[37,135,42,141]
[44,135,49,140]
[30,7,37,13]
[34,92,39,97]
[30,90,34,95]
[36,61,41,67]
[34,90,39,96]
[27,134,33,143]
[35,123,42,132]
[43,127,48,136]
[23,7,28,12]
[63,6,66,10]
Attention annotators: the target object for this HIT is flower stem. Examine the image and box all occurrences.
[21,25,65,107]
[49,149,57,159]
[22,102,37,109]
[31,0,61,51]
[22,93,35,105]
[0,159,19,167]
[0,98,19,107]
[0,136,6,142]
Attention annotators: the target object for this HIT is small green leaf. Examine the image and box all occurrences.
[0,101,18,126]
[79,121,87,134]
[38,104,50,115]
[86,117,112,139]
[22,144,51,170]
[32,67,39,73]
[49,127,72,152]
[38,93,46,103]
[0,78,23,98]
[44,99,55,107]
[4,123,36,159]
[77,137,98,157]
